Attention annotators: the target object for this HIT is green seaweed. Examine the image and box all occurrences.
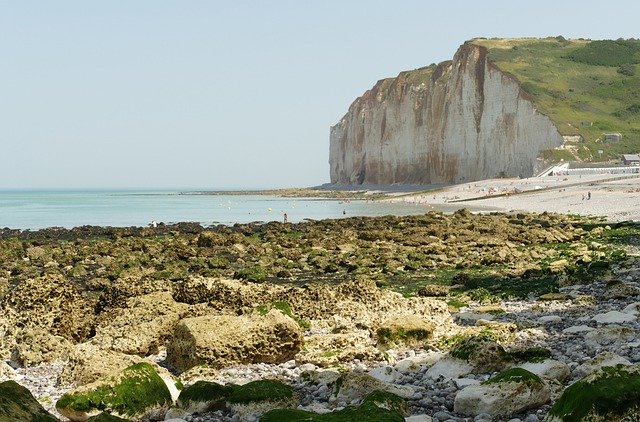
[508,346,552,363]
[482,368,542,385]
[376,327,431,346]
[548,364,640,422]
[227,379,294,405]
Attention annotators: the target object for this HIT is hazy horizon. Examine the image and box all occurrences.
[2,1,639,189]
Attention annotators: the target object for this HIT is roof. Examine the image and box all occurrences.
[622,154,640,160]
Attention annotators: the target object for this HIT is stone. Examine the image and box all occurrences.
[91,291,189,356]
[517,359,570,382]
[226,379,298,422]
[574,352,632,378]
[56,362,173,421]
[0,380,58,421]
[166,309,303,372]
[394,352,444,374]
[368,366,401,383]
[585,324,636,346]
[561,325,594,334]
[592,310,636,324]
[546,364,640,422]
[454,368,550,418]
[425,357,474,380]
[602,279,640,299]
[538,293,573,301]
[174,380,232,414]
[334,372,415,403]
[538,315,562,324]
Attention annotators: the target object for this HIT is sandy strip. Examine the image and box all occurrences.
[388,174,640,222]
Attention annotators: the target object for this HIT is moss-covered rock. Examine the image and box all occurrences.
[227,379,297,421]
[175,380,232,414]
[449,335,510,373]
[56,362,172,421]
[545,364,640,422]
[0,380,59,422]
[260,390,405,421]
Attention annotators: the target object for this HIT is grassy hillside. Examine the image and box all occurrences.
[472,37,640,162]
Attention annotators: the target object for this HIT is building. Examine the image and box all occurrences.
[604,133,622,143]
[622,154,640,166]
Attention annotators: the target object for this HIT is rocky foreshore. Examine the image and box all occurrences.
[1,211,640,421]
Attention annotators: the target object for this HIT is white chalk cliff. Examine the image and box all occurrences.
[329,42,564,185]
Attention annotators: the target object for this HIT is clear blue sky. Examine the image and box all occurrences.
[2,1,639,189]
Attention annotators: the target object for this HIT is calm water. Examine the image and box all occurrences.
[0,190,474,230]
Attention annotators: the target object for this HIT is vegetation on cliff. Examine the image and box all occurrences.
[472,37,640,161]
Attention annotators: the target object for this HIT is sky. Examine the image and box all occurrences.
[2,1,639,189]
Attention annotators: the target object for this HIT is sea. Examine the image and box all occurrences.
[0,189,472,230]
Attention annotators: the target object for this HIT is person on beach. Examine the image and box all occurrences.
[283,213,288,223]
[588,191,591,200]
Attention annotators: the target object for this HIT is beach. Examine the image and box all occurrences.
[390,173,640,222]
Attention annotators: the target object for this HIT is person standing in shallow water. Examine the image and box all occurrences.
[588,191,591,200]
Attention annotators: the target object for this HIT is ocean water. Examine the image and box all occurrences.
[0,190,475,230]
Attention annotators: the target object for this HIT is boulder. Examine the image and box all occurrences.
[517,359,570,382]
[592,310,636,324]
[574,352,632,378]
[545,364,640,422]
[0,380,58,421]
[13,327,73,367]
[425,357,474,380]
[173,380,232,415]
[56,362,173,421]
[166,309,303,372]
[454,368,550,418]
[226,379,298,421]
[92,291,189,356]
[5,274,96,342]
[295,331,383,367]
[375,315,434,347]
[58,343,141,387]
[602,279,640,299]
[333,372,415,403]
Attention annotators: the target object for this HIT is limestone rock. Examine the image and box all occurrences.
[454,368,550,418]
[56,362,173,421]
[13,327,73,367]
[602,279,640,299]
[375,314,434,347]
[334,372,415,403]
[166,309,303,372]
[92,291,189,356]
[425,357,474,380]
[584,324,636,347]
[0,380,58,421]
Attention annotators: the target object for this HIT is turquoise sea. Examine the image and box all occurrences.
[0,190,473,230]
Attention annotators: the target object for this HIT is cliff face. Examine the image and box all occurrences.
[329,42,564,185]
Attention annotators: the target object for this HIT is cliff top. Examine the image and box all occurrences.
[470,36,640,162]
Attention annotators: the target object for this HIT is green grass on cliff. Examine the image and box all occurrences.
[472,37,640,161]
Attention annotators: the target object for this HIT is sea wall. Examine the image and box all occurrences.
[329,42,564,185]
